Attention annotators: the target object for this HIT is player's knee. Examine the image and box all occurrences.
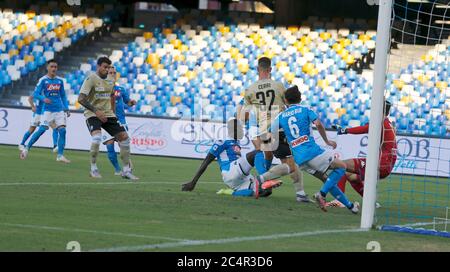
[38,125,49,132]
[92,134,102,145]
[116,132,128,142]
[119,137,130,147]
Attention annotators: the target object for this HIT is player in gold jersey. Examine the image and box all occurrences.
[77,57,138,180]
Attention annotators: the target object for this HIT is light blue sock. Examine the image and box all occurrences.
[52,129,59,148]
[232,189,254,197]
[320,168,346,196]
[20,130,32,145]
[329,186,353,209]
[254,151,267,175]
[57,127,66,156]
[107,143,121,172]
[26,126,48,149]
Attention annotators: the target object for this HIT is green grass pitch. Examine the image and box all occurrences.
[0,145,449,251]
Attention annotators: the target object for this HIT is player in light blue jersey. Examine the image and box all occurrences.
[256,86,359,213]
[102,67,136,175]
[18,96,59,152]
[20,59,71,163]
[182,118,282,198]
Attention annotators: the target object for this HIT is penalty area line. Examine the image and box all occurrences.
[0,181,224,186]
[0,222,188,242]
[91,228,366,252]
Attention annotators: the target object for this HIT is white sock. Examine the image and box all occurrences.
[296,190,306,196]
[123,164,131,173]
[91,163,98,172]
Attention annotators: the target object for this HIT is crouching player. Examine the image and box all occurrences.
[327,100,397,208]
[181,118,282,198]
[254,86,359,213]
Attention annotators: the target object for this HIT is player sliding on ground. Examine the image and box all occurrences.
[77,57,138,180]
[20,59,71,163]
[326,100,397,208]
[254,86,359,213]
[182,118,282,198]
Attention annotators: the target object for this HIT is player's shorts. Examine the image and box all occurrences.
[273,131,292,160]
[101,120,128,144]
[30,112,42,127]
[248,126,259,140]
[299,150,335,175]
[353,154,396,180]
[221,156,254,191]
[86,117,126,137]
[42,111,66,127]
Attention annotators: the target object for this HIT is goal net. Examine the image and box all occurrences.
[374,0,450,237]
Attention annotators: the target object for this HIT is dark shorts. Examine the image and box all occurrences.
[273,131,292,160]
[86,117,125,137]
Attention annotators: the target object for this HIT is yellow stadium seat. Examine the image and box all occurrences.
[213,62,225,70]
[143,32,153,39]
[36,21,46,29]
[332,43,343,51]
[318,80,328,88]
[417,74,428,83]
[359,34,370,42]
[276,61,288,69]
[146,53,160,68]
[180,45,189,52]
[255,39,265,47]
[400,96,412,105]
[421,54,433,62]
[8,49,19,56]
[300,36,311,45]
[339,38,351,47]
[17,24,27,34]
[26,10,36,19]
[186,71,197,81]
[171,39,182,49]
[219,26,230,34]
[238,63,249,74]
[288,26,299,32]
[24,36,34,45]
[308,68,318,76]
[320,32,331,40]
[302,63,314,73]
[24,55,34,62]
[336,108,347,117]
[16,40,24,50]
[299,46,310,55]
[436,81,448,90]
[344,54,355,65]
[229,47,239,57]
[171,96,182,106]
[163,28,172,35]
[284,72,295,83]
[174,54,185,62]
[340,49,349,58]
[393,79,405,89]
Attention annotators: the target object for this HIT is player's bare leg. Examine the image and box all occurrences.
[116,131,138,180]
[90,131,102,178]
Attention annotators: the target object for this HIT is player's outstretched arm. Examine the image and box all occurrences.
[181,153,216,191]
[346,123,369,135]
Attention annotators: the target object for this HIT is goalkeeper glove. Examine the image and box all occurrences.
[332,125,348,135]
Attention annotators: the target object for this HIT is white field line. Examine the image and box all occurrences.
[91,228,366,252]
[0,223,187,242]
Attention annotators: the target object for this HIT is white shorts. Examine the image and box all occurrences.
[221,156,254,191]
[42,111,66,128]
[299,150,336,175]
[102,122,128,144]
[30,113,42,127]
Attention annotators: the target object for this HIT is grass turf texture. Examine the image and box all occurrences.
[0,145,449,251]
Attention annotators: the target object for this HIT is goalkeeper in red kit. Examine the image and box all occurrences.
[327,101,397,208]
